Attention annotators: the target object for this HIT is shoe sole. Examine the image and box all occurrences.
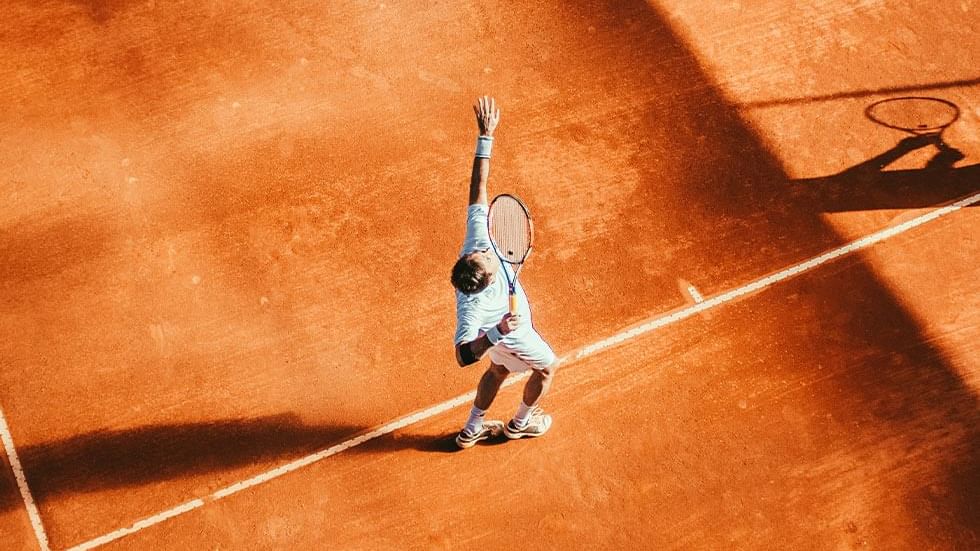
[455,434,486,449]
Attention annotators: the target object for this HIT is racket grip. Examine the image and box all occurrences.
[509,293,518,315]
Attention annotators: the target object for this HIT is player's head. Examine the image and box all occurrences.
[451,248,499,294]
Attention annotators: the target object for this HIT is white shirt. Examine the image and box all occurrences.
[454,204,532,346]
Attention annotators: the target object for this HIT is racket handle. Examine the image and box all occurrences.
[509,293,518,315]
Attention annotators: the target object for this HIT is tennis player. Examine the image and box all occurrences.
[450,96,558,449]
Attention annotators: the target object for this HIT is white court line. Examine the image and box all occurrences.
[686,285,705,303]
[65,190,980,551]
[0,407,51,551]
[573,192,980,360]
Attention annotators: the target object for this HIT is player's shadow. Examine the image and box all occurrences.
[360,430,510,455]
[791,133,979,212]
[0,413,465,512]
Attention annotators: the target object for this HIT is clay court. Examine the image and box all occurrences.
[1,1,978,549]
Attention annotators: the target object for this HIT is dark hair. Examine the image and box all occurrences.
[451,253,491,294]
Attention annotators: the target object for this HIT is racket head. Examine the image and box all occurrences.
[487,193,534,266]
[865,96,960,135]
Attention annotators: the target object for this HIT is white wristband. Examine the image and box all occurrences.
[486,325,503,344]
[475,135,494,158]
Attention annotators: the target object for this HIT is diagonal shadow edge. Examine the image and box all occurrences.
[0,414,456,514]
[602,0,980,541]
[3,190,976,548]
[0,0,976,548]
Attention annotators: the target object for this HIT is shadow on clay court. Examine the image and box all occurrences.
[0,456,18,513]
[777,261,980,536]
[790,133,979,212]
[572,0,980,540]
[0,415,355,511]
[0,414,485,512]
[1,0,977,543]
[68,0,142,24]
[358,430,511,455]
[0,215,115,289]
[736,76,980,109]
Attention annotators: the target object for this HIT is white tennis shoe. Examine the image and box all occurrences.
[455,420,505,449]
[504,407,552,439]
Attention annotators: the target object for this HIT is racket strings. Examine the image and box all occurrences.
[489,197,532,263]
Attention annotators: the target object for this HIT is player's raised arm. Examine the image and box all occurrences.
[468,96,500,206]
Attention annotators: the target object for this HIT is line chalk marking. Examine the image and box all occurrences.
[686,285,705,303]
[67,499,204,551]
[66,190,980,551]
[0,407,51,551]
[574,194,980,360]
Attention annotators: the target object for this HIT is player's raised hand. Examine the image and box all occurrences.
[473,96,500,136]
[496,312,522,335]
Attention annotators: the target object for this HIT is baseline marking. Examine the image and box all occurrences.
[0,407,51,551]
[67,190,980,551]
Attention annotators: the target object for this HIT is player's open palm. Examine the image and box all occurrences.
[473,96,500,136]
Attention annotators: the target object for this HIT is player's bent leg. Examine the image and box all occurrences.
[505,364,556,440]
[522,362,556,406]
[456,363,509,449]
[485,331,558,441]
[474,363,510,410]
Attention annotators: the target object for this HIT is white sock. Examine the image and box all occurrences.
[513,401,534,428]
[463,406,487,435]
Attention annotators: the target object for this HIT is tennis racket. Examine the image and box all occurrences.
[865,96,960,137]
[487,194,534,315]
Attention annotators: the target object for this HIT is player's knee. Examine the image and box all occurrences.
[488,363,509,379]
[534,363,556,380]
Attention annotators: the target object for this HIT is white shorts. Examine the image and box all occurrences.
[488,329,557,374]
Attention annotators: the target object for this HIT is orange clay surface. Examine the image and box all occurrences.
[1,1,978,550]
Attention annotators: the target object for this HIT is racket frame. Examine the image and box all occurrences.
[487,193,534,314]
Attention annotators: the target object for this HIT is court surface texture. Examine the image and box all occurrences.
[1,1,978,549]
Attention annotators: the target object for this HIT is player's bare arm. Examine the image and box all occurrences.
[455,313,522,367]
[469,96,500,206]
